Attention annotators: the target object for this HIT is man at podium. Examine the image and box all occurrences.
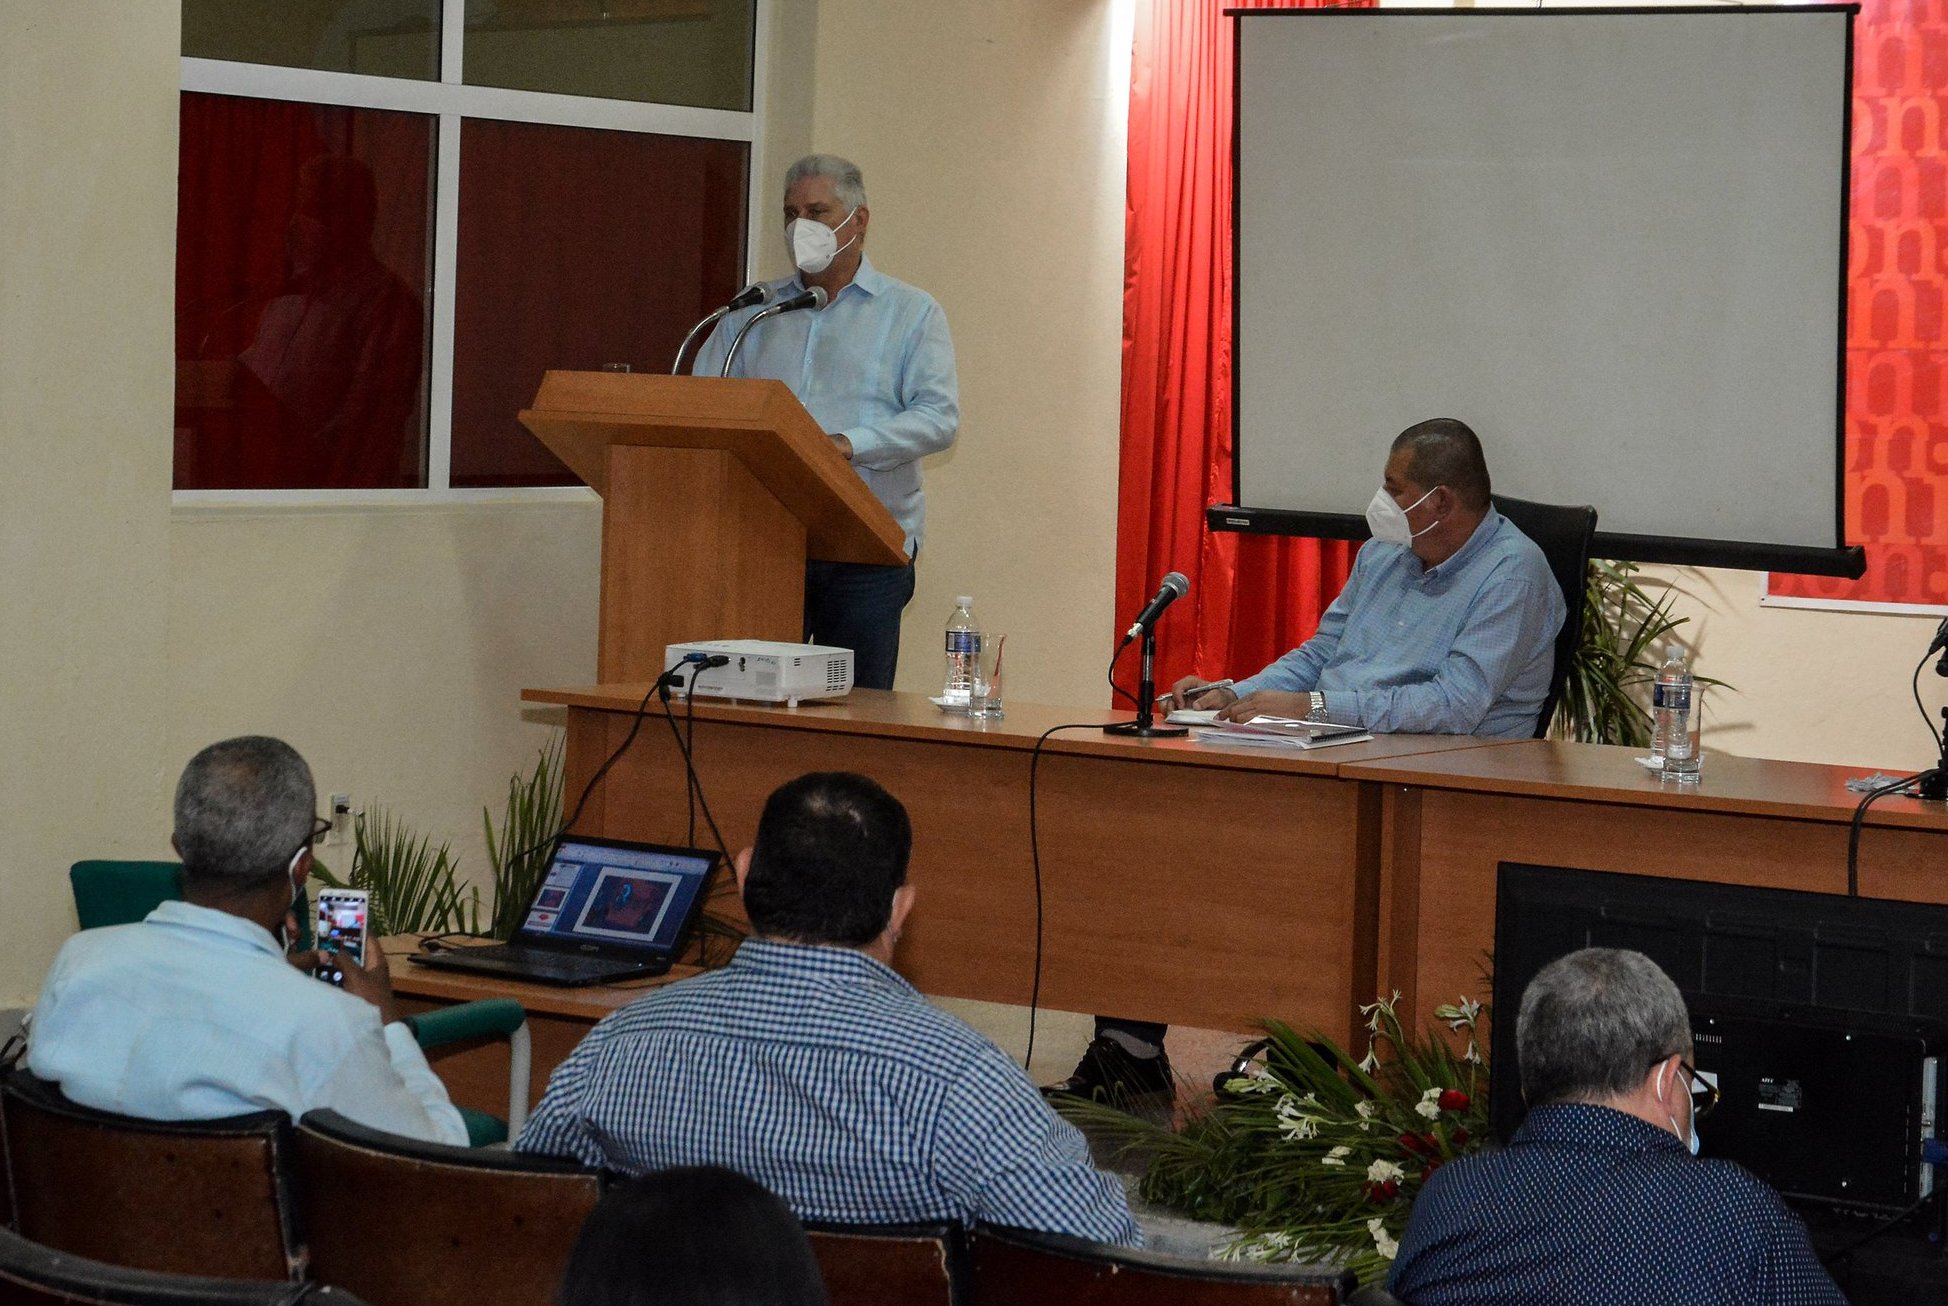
[694,154,960,690]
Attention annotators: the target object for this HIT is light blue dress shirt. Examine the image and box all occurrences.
[517,938,1141,1247]
[27,900,467,1146]
[692,257,959,554]
[1232,508,1565,738]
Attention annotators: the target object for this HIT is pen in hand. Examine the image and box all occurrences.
[1156,678,1236,707]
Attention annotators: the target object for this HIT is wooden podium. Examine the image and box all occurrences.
[521,370,908,682]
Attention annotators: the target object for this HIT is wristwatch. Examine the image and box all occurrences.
[1306,691,1327,722]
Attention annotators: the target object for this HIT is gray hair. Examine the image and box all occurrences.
[173,736,316,887]
[1390,418,1491,511]
[1516,947,1693,1107]
[784,153,867,210]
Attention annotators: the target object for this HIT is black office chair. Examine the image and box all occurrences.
[1491,494,1597,739]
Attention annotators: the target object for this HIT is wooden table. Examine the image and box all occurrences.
[516,687,1503,1044]
[1343,741,1948,1023]
[383,934,705,1114]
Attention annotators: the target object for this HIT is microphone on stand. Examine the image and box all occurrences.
[670,284,771,375]
[1121,572,1189,646]
[1929,616,1948,677]
[721,287,828,377]
[1106,571,1192,738]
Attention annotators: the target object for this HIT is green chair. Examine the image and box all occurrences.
[66,860,529,1147]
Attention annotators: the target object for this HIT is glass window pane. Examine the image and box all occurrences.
[462,0,754,112]
[182,1,442,79]
[450,119,748,487]
[175,93,435,489]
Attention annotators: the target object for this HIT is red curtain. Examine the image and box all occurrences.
[1767,0,1948,607]
[1115,0,1364,703]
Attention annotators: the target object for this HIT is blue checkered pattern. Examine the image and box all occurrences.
[1390,1104,1846,1306]
[1232,508,1565,738]
[516,939,1140,1246]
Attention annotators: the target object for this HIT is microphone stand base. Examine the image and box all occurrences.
[1103,721,1189,739]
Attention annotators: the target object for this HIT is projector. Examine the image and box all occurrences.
[663,640,853,706]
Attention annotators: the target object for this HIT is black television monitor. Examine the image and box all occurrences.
[1491,863,1948,1214]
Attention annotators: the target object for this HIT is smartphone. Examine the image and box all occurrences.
[313,889,370,986]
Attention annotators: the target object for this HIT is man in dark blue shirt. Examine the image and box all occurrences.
[1389,948,1845,1306]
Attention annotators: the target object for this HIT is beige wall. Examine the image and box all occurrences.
[0,1,180,1003]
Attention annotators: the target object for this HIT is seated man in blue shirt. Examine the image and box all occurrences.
[28,736,466,1145]
[1050,418,1566,1102]
[1389,947,1845,1306]
[516,771,1140,1247]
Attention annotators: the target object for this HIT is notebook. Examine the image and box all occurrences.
[408,835,721,987]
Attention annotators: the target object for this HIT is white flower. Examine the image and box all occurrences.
[1416,1087,1443,1120]
[1274,1094,1322,1140]
[1355,1099,1379,1120]
[1366,1159,1405,1184]
[1368,1217,1399,1260]
[1463,1037,1484,1066]
[1358,990,1403,1034]
[1223,1074,1280,1095]
[1321,1146,1352,1167]
[1358,1046,1380,1074]
[1433,996,1482,1031]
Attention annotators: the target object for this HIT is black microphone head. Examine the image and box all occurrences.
[1161,571,1189,599]
[807,285,828,311]
[726,283,769,310]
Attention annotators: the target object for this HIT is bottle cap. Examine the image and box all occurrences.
[955,595,973,608]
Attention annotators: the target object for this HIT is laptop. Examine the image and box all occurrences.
[408,835,721,987]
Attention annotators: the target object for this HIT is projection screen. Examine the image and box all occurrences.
[1228,7,1858,575]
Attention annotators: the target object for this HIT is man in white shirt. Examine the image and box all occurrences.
[27,735,466,1145]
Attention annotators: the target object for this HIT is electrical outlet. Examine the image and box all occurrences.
[326,793,353,847]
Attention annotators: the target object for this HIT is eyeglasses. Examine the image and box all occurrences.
[1658,1058,1719,1120]
[309,816,332,845]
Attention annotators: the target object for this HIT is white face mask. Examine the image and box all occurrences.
[786,206,859,275]
[1365,484,1442,545]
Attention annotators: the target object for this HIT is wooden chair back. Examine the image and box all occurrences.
[292,1110,604,1306]
[0,1224,363,1305]
[0,1070,300,1281]
[804,1220,967,1306]
[968,1223,1355,1305]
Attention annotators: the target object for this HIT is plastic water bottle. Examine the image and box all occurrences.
[1651,644,1699,780]
[943,596,980,702]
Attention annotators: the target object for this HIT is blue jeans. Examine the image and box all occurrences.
[804,557,916,692]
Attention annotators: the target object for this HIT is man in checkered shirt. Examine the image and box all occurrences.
[516,771,1140,1245]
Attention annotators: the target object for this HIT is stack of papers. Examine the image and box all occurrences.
[1185,714,1373,750]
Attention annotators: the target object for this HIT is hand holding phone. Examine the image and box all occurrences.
[313,889,370,987]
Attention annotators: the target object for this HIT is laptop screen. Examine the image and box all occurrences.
[516,837,718,954]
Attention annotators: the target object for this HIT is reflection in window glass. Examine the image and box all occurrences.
[451,119,747,487]
[182,0,441,79]
[462,0,754,112]
[175,93,434,489]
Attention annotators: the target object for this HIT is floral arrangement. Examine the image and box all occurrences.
[1060,992,1489,1285]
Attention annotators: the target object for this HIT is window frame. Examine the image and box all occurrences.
[173,0,771,507]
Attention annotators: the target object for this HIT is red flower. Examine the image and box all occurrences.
[1438,1089,1471,1113]
[1364,1180,1401,1203]
[1452,1127,1470,1147]
[1398,1132,1431,1157]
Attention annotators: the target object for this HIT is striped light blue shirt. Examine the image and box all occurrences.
[693,257,959,554]
[1232,508,1564,738]
[516,938,1139,1246]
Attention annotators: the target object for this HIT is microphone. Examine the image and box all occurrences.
[1122,571,1189,645]
[670,284,772,375]
[721,287,827,376]
[1930,616,1948,677]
